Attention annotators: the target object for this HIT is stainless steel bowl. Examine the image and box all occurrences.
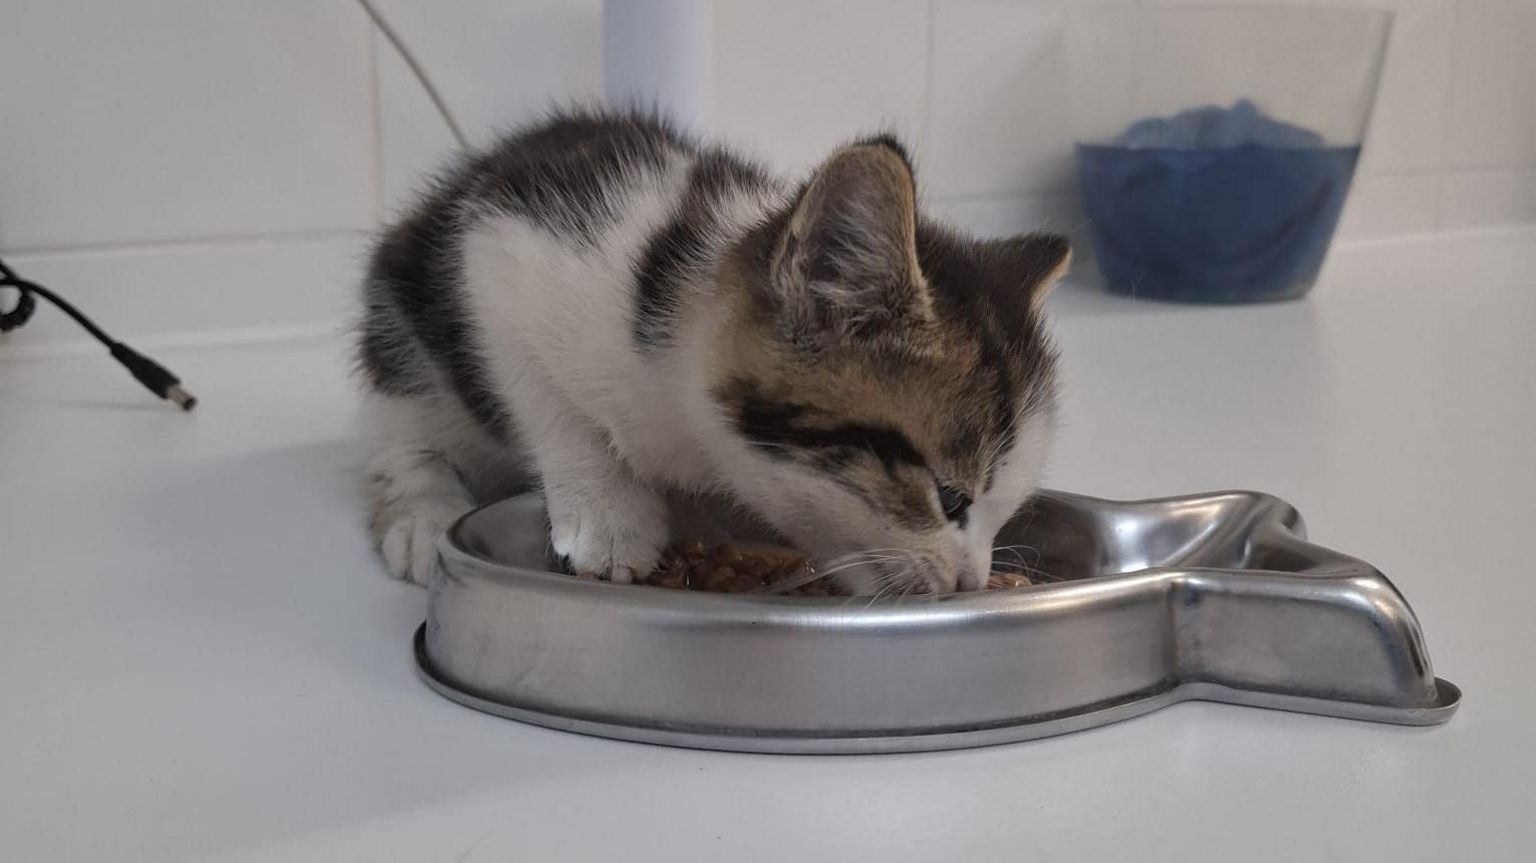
[416,489,1459,753]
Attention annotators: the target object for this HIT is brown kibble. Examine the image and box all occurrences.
[725,574,761,593]
[706,543,744,568]
[649,568,687,589]
[737,555,775,580]
[636,543,822,595]
[755,549,806,569]
[987,571,1032,590]
[699,565,737,592]
[780,559,816,583]
[675,540,708,561]
[632,543,1041,596]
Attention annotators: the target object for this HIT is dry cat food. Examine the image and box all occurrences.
[986,571,1034,590]
[634,542,1032,595]
[641,541,828,595]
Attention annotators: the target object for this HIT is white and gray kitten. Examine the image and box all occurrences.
[359,109,1068,595]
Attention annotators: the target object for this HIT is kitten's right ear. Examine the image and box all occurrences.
[767,143,930,346]
[999,232,1072,312]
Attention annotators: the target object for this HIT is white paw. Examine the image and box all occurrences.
[547,489,668,583]
[377,501,467,586]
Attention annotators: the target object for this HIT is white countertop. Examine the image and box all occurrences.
[3,228,1533,862]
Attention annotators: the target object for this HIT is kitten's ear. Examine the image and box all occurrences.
[1000,233,1072,312]
[769,142,929,343]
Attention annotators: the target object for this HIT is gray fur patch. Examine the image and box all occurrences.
[632,149,773,348]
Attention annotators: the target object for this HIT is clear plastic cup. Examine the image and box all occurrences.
[1066,4,1392,302]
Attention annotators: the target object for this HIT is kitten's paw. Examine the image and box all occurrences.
[375,500,466,586]
[547,490,668,583]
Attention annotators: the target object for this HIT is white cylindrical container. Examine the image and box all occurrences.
[603,0,714,132]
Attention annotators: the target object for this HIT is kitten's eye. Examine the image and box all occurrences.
[937,483,972,524]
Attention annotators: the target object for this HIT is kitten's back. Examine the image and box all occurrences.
[357,110,718,436]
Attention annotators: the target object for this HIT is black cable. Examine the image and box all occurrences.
[0,256,197,410]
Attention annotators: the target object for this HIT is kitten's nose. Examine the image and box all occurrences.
[955,551,989,592]
[917,549,981,594]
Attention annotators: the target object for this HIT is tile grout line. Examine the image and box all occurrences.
[356,0,466,149]
[0,320,349,363]
[1433,0,1465,231]
[0,229,371,261]
[919,0,937,186]
[9,225,1532,361]
[933,188,1079,205]
[367,20,385,228]
[1359,163,1536,180]
[1332,221,1536,251]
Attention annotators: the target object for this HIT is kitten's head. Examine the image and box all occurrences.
[706,139,1068,595]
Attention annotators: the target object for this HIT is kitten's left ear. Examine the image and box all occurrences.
[1000,233,1072,311]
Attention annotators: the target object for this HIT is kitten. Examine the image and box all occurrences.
[359,108,1068,595]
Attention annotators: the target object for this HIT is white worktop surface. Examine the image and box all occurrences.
[3,228,1533,862]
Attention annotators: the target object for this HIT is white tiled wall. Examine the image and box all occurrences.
[701,0,1536,243]
[926,0,1074,199]
[0,1,377,250]
[712,0,931,173]
[2,0,1532,351]
[392,1,602,127]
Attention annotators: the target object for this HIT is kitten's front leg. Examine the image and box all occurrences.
[545,472,669,582]
[367,444,476,586]
[526,403,669,583]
